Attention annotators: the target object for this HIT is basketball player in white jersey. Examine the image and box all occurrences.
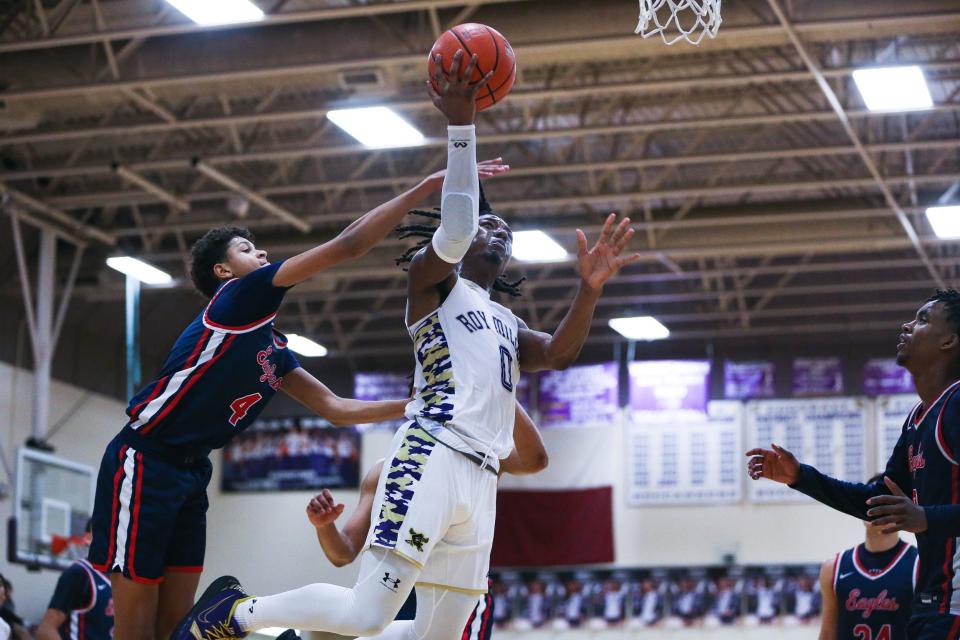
[175,49,639,640]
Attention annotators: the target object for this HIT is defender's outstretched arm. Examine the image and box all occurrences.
[281,369,406,426]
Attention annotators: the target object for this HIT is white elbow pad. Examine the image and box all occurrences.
[433,125,479,264]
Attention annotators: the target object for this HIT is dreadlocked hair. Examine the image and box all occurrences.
[928,289,960,333]
[394,207,526,297]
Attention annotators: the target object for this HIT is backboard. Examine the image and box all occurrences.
[8,447,95,571]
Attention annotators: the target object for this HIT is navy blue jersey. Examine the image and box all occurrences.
[793,379,960,614]
[124,262,299,452]
[833,541,917,640]
[48,560,113,640]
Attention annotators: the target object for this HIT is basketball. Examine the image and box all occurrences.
[428,23,517,111]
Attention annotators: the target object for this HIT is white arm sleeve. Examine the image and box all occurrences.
[431,124,479,264]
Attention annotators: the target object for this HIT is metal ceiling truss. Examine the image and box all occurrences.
[1,0,959,365]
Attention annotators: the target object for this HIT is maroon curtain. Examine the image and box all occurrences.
[491,486,614,567]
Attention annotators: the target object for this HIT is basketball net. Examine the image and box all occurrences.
[635,0,722,45]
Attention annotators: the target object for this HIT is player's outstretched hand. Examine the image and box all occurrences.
[427,50,494,126]
[745,443,801,485]
[866,476,928,534]
[422,157,510,192]
[576,213,642,293]
[306,489,345,529]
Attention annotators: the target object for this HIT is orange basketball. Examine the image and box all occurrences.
[428,23,517,112]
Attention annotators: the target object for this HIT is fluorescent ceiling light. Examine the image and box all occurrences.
[106,257,173,285]
[286,334,328,358]
[511,230,567,262]
[608,316,670,341]
[852,65,933,112]
[926,205,960,239]
[165,0,264,26]
[327,107,424,149]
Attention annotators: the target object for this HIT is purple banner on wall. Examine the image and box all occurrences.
[628,360,710,414]
[724,361,775,400]
[354,372,409,430]
[539,362,619,427]
[863,359,914,396]
[792,358,843,396]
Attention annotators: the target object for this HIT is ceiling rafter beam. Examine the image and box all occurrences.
[0,183,115,245]
[112,164,190,213]
[41,169,960,214]
[766,0,945,288]
[191,159,310,232]
[0,0,534,53]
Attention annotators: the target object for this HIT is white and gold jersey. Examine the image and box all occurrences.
[405,277,520,461]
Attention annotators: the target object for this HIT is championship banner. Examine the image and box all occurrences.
[629,360,710,421]
[539,362,619,428]
[222,416,361,492]
[747,397,868,503]
[627,401,743,505]
[863,359,914,396]
[724,361,775,400]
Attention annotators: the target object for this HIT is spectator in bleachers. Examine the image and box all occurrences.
[601,577,628,626]
[0,575,29,640]
[672,576,706,626]
[490,580,513,628]
[560,578,587,628]
[709,575,741,625]
[788,574,820,622]
[631,577,665,627]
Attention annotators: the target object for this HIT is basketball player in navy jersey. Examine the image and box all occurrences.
[87,150,508,640]
[306,402,546,640]
[37,522,115,640]
[176,49,639,640]
[819,474,918,640]
[748,290,960,639]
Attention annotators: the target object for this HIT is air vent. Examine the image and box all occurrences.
[337,69,385,91]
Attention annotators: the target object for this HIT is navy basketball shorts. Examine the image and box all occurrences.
[88,433,212,584]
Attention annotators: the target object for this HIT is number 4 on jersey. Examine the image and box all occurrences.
[229,393,263,426]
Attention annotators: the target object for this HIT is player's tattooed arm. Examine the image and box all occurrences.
[280,368,407,426]
[308,462,382,567]
[517,214,640,372]
[500,402,549,476]
[817,558,838,640]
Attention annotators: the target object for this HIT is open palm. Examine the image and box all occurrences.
[577,213,641,291]
[745,444,801,485]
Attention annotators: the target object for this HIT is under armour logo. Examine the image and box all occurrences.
[381,572,401,592]
[453,141,468,148]
[406,529,429,552]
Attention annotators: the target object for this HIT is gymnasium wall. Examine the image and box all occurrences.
[0,360,894,631]
[0,361,127,624]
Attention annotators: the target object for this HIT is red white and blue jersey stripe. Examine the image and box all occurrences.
[123,261,299,452]
[49,559,114,640]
